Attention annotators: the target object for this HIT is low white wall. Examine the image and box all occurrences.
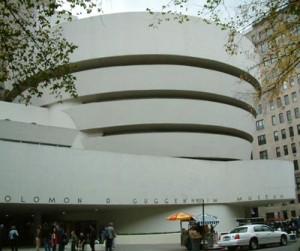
[115,233,180,245]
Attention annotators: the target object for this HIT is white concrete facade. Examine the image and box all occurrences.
[0,12,296,243]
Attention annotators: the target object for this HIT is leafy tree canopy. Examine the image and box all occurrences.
[147,0,300,100]
[0,0,101,104]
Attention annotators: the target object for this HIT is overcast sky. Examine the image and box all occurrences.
[70,0,243,21]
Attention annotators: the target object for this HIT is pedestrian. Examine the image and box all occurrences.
[51,227,58,251]
[57,224,67,251]
[42,223,51,251]
[70,231,77,251]
[35,225,42,251]
[104,223,116,251]
[8,225,18,251]
[88,225,96,251]
[77,232,85,251]
[0,224,4,251]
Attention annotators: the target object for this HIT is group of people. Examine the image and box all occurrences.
[0,224,20,251]
[268,218,300,235]
[35,222,69,251]
[0,222,116,251]
[35,222,116,251]
[66,223,116,251]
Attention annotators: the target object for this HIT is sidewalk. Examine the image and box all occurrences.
[3,239,300,251]
[3,244,186,251]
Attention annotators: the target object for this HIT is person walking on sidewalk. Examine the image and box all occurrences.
[8,225,19,251]
[104,223,116,251]
[0,224,4,251]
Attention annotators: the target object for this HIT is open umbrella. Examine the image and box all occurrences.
[192,214,219,225]
[167,212,194,221]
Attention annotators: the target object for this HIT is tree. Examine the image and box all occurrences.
[147,0,300,100]
[0,0,102,104]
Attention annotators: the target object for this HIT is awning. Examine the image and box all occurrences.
[192,214,219,225]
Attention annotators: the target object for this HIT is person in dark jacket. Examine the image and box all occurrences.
[0,224,4,251]
[88,225,97,251]
[42,223,51,251]
[56,224,67,251]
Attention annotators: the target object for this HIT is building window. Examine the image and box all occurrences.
[272,115,277,125]
[294,160,299,171]
[270,54,277,63]
[257,104,262,115]
[268,41,273,49]
[274,131,279,141]
[269,101,275,110]
[260,42,266,53]
[284,95,290,105]
[263,57,269,66]
[282,82,288,90]
[297,124,300,134]
[297,177,300,189]
[295,108,300,119]
[292,92,297,102]
[292,143,297,154]
[279,113,284,123]
[258,135,267,145]
[259,150,268,159]
[290,76,295,86]
[282,129,287,139]
[276,147,281,157]
[287,110,292,122]
[289,126,295,137]
[266,212,275,221]
[256,120,264,130]
[297,73,300,84]
[277,98,282,108]
[283,145,289,155]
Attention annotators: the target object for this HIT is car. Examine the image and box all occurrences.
[217,224,288,250]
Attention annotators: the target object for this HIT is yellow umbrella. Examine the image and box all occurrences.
[167,212,194,221]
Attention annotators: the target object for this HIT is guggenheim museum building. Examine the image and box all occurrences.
[0,7,296,244]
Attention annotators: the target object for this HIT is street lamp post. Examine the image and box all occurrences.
[198,198,205,250]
